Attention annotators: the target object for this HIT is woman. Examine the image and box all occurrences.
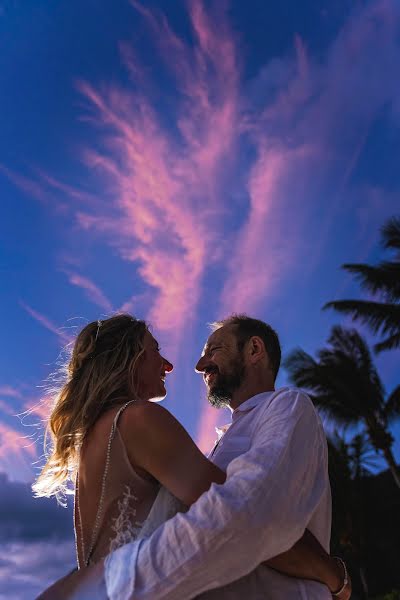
[34,314,350,598]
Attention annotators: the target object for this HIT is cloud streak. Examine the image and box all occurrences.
[63,271,114,313]
[0,422,37,481]
[20,301,72,344]
[196,0,400,445]
[73,0,240,354]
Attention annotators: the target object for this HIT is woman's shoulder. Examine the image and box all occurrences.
[118,400,179,438]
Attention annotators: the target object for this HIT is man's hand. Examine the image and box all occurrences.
[36,560,107,600]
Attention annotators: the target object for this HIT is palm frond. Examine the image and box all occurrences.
[323,300,400,337]
[349,433,380,476]
[381,216,400,250]
[385,385,400,420]
[342,262,400,301]
[374,331,400,353]
[284,338,379,424]
[284,327,398,437]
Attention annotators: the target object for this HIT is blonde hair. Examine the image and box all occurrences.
[33,314,148,503]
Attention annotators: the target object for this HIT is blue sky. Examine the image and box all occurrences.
[1,0,399,597]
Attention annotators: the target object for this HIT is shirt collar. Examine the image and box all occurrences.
[231,388,288,421]
[214,388,289,438]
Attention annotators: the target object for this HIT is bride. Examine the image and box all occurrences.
[34,314,350,598]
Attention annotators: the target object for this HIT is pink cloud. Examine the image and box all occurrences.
[63,271,114,313]
[20,301,72,344]
[0,400,16,416]
[73,0,240,350]
[217,0,400,317]
[196,402,223,454]
[197,0,400,439]
[0,164,50,205]
[34,169,99,207]
[0,421,37,481]
[0,385,23,400]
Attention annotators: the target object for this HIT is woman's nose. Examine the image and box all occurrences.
[164,358,173,372]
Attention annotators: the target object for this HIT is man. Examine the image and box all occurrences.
[102,314,348,599]
[39,315,350,599]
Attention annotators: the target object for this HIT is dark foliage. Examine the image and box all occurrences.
[324,216,400,352]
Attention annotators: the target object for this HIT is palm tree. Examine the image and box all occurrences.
[284,326,400,488]
[324,216,400,352]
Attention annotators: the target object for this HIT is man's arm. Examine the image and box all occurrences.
[105,390,331,600]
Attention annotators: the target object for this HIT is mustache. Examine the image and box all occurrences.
[204,366,219,375]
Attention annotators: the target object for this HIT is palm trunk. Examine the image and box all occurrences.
[382,446,400,489]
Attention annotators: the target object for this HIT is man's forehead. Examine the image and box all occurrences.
[203,324,236,350]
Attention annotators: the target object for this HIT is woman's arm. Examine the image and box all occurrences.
[120,401,226,505]
[120,402,350,597]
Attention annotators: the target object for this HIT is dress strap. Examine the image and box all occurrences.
[112,399,136,431]
[76,399,137,568]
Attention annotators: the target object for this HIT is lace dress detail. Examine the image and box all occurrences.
[109,485,143,553]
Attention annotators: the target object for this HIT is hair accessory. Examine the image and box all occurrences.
[95,319,103,341]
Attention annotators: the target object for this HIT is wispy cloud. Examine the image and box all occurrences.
[0,386,23,400]
[73,0,240,352]
[0,422,37,481]
[218,0,400,316]
[0,164,51,205]
[62,271,114,313]
[201,0,400,440]
[20,301,72,344]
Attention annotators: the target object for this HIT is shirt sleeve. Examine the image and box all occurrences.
[105,390,329,600]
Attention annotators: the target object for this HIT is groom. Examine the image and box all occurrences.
[102,314,348,599]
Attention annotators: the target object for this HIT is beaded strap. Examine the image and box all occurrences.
[74,400,136,568]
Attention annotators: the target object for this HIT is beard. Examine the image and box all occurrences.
[207,355,245,408]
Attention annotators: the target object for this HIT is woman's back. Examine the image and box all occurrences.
[75,401,161,566]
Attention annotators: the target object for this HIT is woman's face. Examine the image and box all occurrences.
[136,330,173,401]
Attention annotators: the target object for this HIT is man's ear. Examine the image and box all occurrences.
[247,336,265,364]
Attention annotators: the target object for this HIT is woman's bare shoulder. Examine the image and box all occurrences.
[119,400,180,437]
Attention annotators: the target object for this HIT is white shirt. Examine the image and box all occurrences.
[105,387,332,599]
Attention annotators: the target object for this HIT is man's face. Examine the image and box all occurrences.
[195,325,246,408]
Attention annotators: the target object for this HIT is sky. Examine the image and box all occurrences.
[0,0,399,597]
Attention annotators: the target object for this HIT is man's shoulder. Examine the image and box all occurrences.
[257,387,320,422]
[251,388,326,447]
[262,386,313,408]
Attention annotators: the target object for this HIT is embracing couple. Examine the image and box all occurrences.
[35,313,351,599]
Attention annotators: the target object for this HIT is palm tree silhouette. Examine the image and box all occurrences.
[324,216,400,352]
[284,326,400,488]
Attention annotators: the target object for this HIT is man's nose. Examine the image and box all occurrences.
[164,358,174,373]
[195,355,207,373]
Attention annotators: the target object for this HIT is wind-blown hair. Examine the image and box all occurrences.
[33,314,148,503]
[212,314,281,379]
